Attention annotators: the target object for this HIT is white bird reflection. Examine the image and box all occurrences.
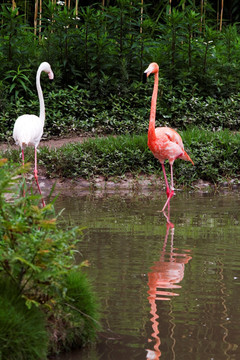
[146,210,192,359]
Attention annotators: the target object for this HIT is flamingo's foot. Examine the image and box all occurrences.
[169,189,175,199]
[166,187,175,198]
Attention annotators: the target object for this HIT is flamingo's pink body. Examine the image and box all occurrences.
[148,127,193,165]
[144,62,194,211]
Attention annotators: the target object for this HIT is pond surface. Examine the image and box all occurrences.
[55,190,240,360]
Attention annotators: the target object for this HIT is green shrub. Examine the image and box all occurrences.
[0,277,48,360]
[0,159,100,356]
[53,271,100,351]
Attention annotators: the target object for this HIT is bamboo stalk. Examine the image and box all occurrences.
[220,0,224,31]
[39,0,42,40]
[75,0,79,28]
[34,0,38,38]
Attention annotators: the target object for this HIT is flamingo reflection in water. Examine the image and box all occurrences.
[146,213,192,360]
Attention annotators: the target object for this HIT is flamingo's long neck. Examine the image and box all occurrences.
[36,68,45,126]
[148,71,158,142]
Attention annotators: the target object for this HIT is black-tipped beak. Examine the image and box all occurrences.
[142,72,147,83]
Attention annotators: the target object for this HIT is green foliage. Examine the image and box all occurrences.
[33,129,240,185]
[180,127,240,184]
[3,79,240,143]
[1,2,240,99]
[53,270,100,352]
[0,163,81,307]
[39,134,152,178]
[0,277,48,360]
[1,2,240,143]
[0,5,36,65]
[3,66,33,101]
[1,2,240,155]
[0,159,100,355]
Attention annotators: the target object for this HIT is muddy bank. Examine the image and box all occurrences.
[36,171,215,198]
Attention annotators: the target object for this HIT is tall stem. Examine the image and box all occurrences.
[39,0,42,40]
[34,0,38,38]
[220,0,224,31]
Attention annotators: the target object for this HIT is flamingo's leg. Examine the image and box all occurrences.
[21,148,26,197]
[161,163,170,197]
[170,163,175,192]
[34,147,45,207]
[22,149,25,166]
[161,163,175,212]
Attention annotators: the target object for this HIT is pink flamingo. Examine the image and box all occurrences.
[144,62,194,211]
[13,62,54,207]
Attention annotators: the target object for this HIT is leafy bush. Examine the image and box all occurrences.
[0,159,100,357]
[2,80,240,143]
[0,277,48,360]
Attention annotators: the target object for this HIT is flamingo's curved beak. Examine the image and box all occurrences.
[48,71,54,80]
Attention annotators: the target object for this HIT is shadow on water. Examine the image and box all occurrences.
[54,191,240,360]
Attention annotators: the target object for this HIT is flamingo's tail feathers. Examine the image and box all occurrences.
[181,151,194,165]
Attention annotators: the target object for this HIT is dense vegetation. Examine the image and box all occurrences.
[1,1,240,142]
[0,159,100,359]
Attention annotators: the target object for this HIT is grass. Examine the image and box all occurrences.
[0,278,48,360]
[48,270,100,355]
[2,127,240,185]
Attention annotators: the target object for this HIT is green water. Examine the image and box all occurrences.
[55,191,240,360]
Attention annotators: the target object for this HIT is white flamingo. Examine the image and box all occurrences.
[13,62,54,207]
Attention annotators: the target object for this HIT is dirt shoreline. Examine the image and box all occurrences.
[37,172,215,198]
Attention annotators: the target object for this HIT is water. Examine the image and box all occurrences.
[54,190,240,360]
